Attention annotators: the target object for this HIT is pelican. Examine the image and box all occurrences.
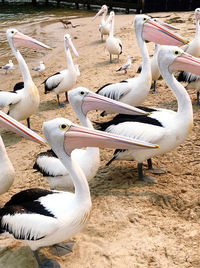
[0,29,52,129]
[33,87,151,190]
[32,61,45,74]
[1,60,14,74]
[96,46,200,182]
[177,8,200,105]
[0,111,45,195]
[137,44,161,93]
[0,114,158,268]
[92,5,110,42]
[97,15,188,106]
[106,11,122,63]
[116,56,132,74]
[43,34,79,107]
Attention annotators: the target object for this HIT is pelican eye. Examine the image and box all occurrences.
[11,30,14,34]
[59,124,69,130]
[143,17,147,21]
[80,91,85,95]
[174,50,181,56]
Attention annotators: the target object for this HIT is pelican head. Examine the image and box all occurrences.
[195,8,200,20]
[43,118,159,156]
[64,34,79,56]
[92,5,108,20]
[68,87,149,116]
[6,28,52,50]
[157,46,200,75]
[134,14,189,46]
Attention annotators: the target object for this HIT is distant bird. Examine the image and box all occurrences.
[92,4,110,42]
[43,34,79,107]
[116,56,132,74]
[106,11,122,63]
[60,19,80,29]
[32,61,45,74]
[1,60,14,74]
[96,15,188,108]
[0,29,52,129]
[33,86,150,190]
[96,46,200,182]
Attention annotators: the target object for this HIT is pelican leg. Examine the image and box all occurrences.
[152,81,158,94]
[197,91,200,106]
[117,54,120,63]
[101,33,103,42]
[146,158,166,175]
[137,163,157,183]
[64,92,69,103]
[33,250,60,268]
[109,54,112,63]
[57,94,65,108]
[27,118,30,129]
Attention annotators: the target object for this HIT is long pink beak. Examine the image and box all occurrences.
[92,7,105,21]
[79,91,149,116]
[170,52,200,74]
[13,31,52,50]
[66,38,79,56]
[0,111,45,144]
[64,124,159,155]
[142,19,188,46]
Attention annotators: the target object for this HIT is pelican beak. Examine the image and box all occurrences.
[0,111,46,144]
[158,21,180,31]
[13,31,53,50]
[66,38,79,56]
[142,18,189,46]
[64,124,159,155]
[169,52,200,75]
[92,7,104,21]
[79,91,149,116]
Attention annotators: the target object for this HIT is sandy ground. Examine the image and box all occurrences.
[0,10,200,268]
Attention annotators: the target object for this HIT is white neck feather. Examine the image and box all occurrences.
[65,45,75,71]
[195,16,200,40]
[109,18,114,37]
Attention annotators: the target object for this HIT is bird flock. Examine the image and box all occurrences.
[0,6,200,268]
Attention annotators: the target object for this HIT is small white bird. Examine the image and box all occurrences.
[116,56,132,74]
[1,60,14,74]
[32,61,45,74]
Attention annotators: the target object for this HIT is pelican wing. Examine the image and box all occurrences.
[178,71,200,83]
[96,113,165,144]
[1,211,58,241]
[44,72,64,92]
[0,91,21,108]
[97,81,131,101]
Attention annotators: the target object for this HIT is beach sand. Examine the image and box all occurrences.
[0,10,199,268]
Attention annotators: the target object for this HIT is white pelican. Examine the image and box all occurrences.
[0,111,45,195]
[43,34,79,107]
[32,61,45,74]
[97,15,188,107]
[137,44,161,93]
[116,56,132,74]
[0,115,158,268]
[92,5,110,42]
[177,8,200,105]
[0,29,52,129]
[106,11,122,63]
[33,87,151,190]
[95,46,200,182]
[1,60,14,74]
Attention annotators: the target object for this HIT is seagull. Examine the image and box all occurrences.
[1,60,14,74]
[32,61,45,74]
[116,56,132,74]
